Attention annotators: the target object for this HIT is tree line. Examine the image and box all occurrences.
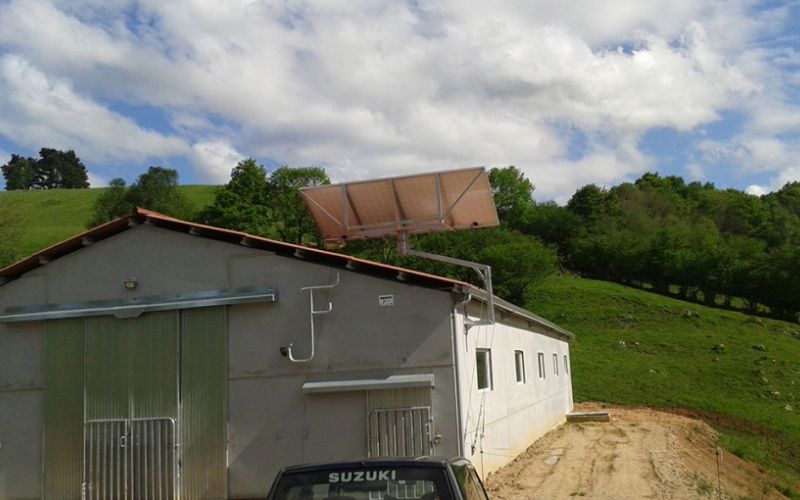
[494,169,800,322]
[2,149,798,322]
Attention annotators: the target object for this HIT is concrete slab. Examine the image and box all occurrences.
[566,411,611,422]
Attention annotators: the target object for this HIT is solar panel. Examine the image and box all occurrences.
[301,167,500,242]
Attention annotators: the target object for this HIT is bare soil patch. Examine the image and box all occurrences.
[485,403,791,499]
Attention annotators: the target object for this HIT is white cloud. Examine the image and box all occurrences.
[0,54,189,165]
[87,171,109,188]
[698,133,800,176]
[771,165,800,190]
[528,137,652,202]
[0,0,796,199]
[190,140,245,184]
[745,184,767,196]
[685,163,706,182]
[750,102,800,135]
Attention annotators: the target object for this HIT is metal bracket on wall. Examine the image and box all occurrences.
[283,273,340,363]
[397,231,494,328]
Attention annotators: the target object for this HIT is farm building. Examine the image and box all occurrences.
[0,208,574,499]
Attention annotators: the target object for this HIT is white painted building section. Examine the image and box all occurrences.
[454,303,574,475]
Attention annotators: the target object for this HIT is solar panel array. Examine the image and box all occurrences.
[301,167,500,242]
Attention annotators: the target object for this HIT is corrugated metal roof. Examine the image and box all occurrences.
[0,208,574,340]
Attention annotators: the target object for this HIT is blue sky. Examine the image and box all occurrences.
[0,0,799,202]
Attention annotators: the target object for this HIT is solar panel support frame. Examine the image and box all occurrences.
[397,231,494,327]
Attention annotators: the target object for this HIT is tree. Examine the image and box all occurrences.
[2,154,36,190]
[488,166,535,230]
[89,178,129,226]
[40,148,89,188]
[771,181,800,218]
[126,167,192,218]
[197,159,272,235]
[34,148,89,189]
[696,189,768,237]
[478,237,557,305]
[567,184,614,222]
[524,201,583,248]
[2,149,89,190]
[267,166,330,244]
[379,227,558,305]
[88,166,193,226]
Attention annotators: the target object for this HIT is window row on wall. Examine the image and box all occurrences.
[475,348,570,391]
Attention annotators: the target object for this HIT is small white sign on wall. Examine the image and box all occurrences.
[378,294,395,307]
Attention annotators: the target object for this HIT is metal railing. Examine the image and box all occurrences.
[368,407,432,458]
[83,418,177,500]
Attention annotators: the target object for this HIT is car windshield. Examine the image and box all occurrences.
[271,466,453,500]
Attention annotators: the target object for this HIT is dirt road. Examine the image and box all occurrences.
[485,404,790,499]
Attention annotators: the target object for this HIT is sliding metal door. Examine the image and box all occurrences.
[82,312,179,499]
[44,307,227,499]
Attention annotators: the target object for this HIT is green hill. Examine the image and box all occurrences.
[528,274,800,490]
[1,186,217,260]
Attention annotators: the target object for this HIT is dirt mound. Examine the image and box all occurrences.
[484,403,791,499]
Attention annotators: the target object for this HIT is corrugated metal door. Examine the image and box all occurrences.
[44,308,227,499]
[180,307,228,499]
[43,319,85,499]
[83,311,179,499]
[366,387,434,458]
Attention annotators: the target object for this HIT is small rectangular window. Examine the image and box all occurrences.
[564,354,569,375]
[476,349,492,391]
[553,353,559,375]
[514,350,525,383]
[537,352,545,379]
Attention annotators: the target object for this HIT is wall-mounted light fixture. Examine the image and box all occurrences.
[122,278,138,290]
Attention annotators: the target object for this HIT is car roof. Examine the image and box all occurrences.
[280,457,469,474]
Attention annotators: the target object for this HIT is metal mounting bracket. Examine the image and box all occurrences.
[397,231,494,328]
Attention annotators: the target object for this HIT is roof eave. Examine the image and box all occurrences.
[453,283,575,342]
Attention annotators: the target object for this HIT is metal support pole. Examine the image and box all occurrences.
[397,232,494,327]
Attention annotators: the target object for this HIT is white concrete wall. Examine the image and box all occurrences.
[453,303,573,476]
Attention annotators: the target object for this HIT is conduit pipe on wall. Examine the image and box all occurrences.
[283,273,340,363]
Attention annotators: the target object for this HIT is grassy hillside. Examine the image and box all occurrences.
[528,275,800,490]
[1,186,217,260]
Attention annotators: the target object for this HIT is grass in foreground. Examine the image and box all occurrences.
[528,274,800,490]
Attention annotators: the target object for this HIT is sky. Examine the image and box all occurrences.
[0,1,799,203]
